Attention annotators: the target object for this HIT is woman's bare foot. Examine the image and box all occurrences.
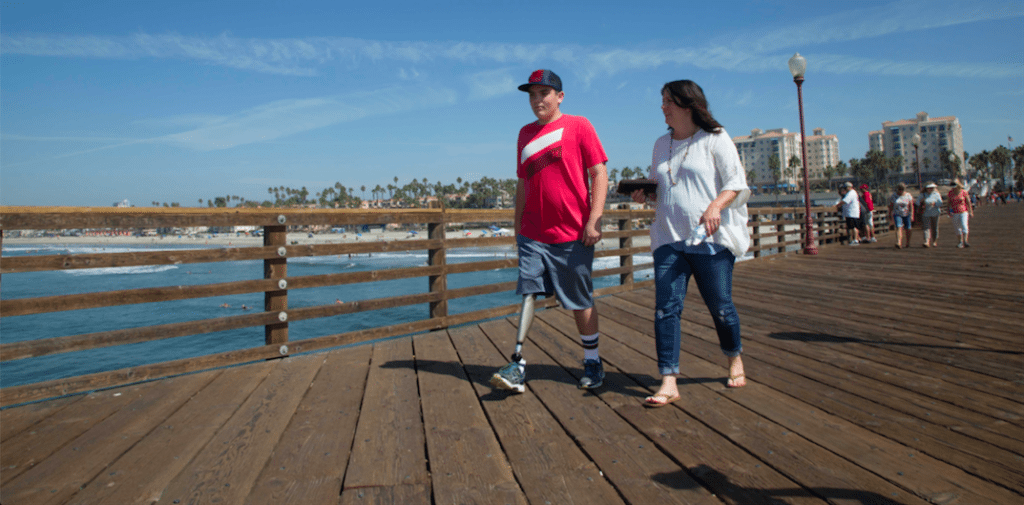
[727,355,746,388]
[645,375,680,407]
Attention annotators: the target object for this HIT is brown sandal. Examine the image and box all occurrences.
[727,374,746,388]
[643,392,680,408]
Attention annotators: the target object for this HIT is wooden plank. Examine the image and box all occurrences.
[730,310,1024,451]
[428,221,448,319]
[264,225,289,345]
[1,245,282,274]
[0,396,79,443]
[494,316,723,505]
[668,307,1024,494]
[0,386,147,485]
[606,292,1024,452]
[562,306,829,504]
[544,307,864,503]
[1,342,287,407]
[413,330,526,505]
[543,306,925,505]
[447,321,625,505]
[0,277,282,317]
[617,285,1024,424]
[156,354,324,505]
[734,260,1021,347]
[1,311,280,361]
[0,206,450,229]
[593,292,1024,505]
[339,483,431,505]
[723,291,1024,422]
[244,345,373,505]
[675,355,1022,505]
[0,371,216,505]
[340,339,430,504]
[65,362,274,505]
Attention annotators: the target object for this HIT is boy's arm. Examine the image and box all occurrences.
[583,162,608,246]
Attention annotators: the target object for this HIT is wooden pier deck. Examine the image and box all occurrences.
[2,205,1022,505]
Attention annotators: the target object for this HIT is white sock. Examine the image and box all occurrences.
[581,332,599,361]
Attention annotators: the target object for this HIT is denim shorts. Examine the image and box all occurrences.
[894,214,913,229]
[516,235,594,310]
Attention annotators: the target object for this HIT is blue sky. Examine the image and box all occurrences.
[1,0,1021,207]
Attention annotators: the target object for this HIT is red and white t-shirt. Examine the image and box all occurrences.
[517,115,607,244]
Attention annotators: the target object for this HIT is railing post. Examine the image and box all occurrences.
[264,224,288,347]
[427,206,447,321]
[775,210,784,255]
[751,214,761,258]
[618,204,633,286]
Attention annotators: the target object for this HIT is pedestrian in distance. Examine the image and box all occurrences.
[889,182,915,249]
[918,182,943,247]
[631,79,751,407]
[837,182,863,245]
[859,184,877,242]
[948,179,974,248]
[490,69,610,394]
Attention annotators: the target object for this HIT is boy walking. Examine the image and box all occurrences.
[490,69,609,393]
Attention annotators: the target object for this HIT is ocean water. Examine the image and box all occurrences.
[0,242,653,387]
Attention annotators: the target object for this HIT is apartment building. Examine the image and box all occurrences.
[732,127,839,188]
[803,128,840,181]
[874,112,964,180]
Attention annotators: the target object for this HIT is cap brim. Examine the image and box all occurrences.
[518,83,558,92]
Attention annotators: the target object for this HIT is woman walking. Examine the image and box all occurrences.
[948,179,974,248]
[889,183,915,249]
[918,182,942,247]
[631,80,751,407]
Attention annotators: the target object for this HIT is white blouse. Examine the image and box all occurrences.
[648,129,751,258]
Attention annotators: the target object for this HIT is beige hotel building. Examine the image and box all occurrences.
[869,112,965,181]
[733,127,840,189]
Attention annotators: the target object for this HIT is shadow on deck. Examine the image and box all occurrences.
[2,205,1022,504]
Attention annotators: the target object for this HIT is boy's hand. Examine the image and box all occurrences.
[582,222,602,246]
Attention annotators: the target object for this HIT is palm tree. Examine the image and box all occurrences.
[768,154,782,201]
[990,146,1012,187]
[1012,146,1024,189]
[969,153,989,180]
[787,155,801,193]
[822,165,835,191]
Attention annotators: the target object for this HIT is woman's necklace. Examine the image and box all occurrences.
[667,130,696,186]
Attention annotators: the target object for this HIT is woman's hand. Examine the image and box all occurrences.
[700,204,723,235]
[631,189,651,204]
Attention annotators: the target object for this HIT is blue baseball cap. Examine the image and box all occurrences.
[518,69,562,92]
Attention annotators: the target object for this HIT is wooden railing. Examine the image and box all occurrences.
[0,204,880,406]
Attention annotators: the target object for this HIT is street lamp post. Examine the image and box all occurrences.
[912,133,922,191]
[788,53,817,255]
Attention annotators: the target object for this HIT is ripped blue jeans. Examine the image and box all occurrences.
[653,244,742,376]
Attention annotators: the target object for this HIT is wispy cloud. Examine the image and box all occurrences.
[158,86,458,151]
[726,0,1024,53]
[467,69,517,100]
[4,1,1020,81]
[3,86,459,167]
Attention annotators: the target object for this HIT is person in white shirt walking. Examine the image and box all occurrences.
[838,182,862,245]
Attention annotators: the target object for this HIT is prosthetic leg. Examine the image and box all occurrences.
[489,294,536,393]
[510,294,536,363]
